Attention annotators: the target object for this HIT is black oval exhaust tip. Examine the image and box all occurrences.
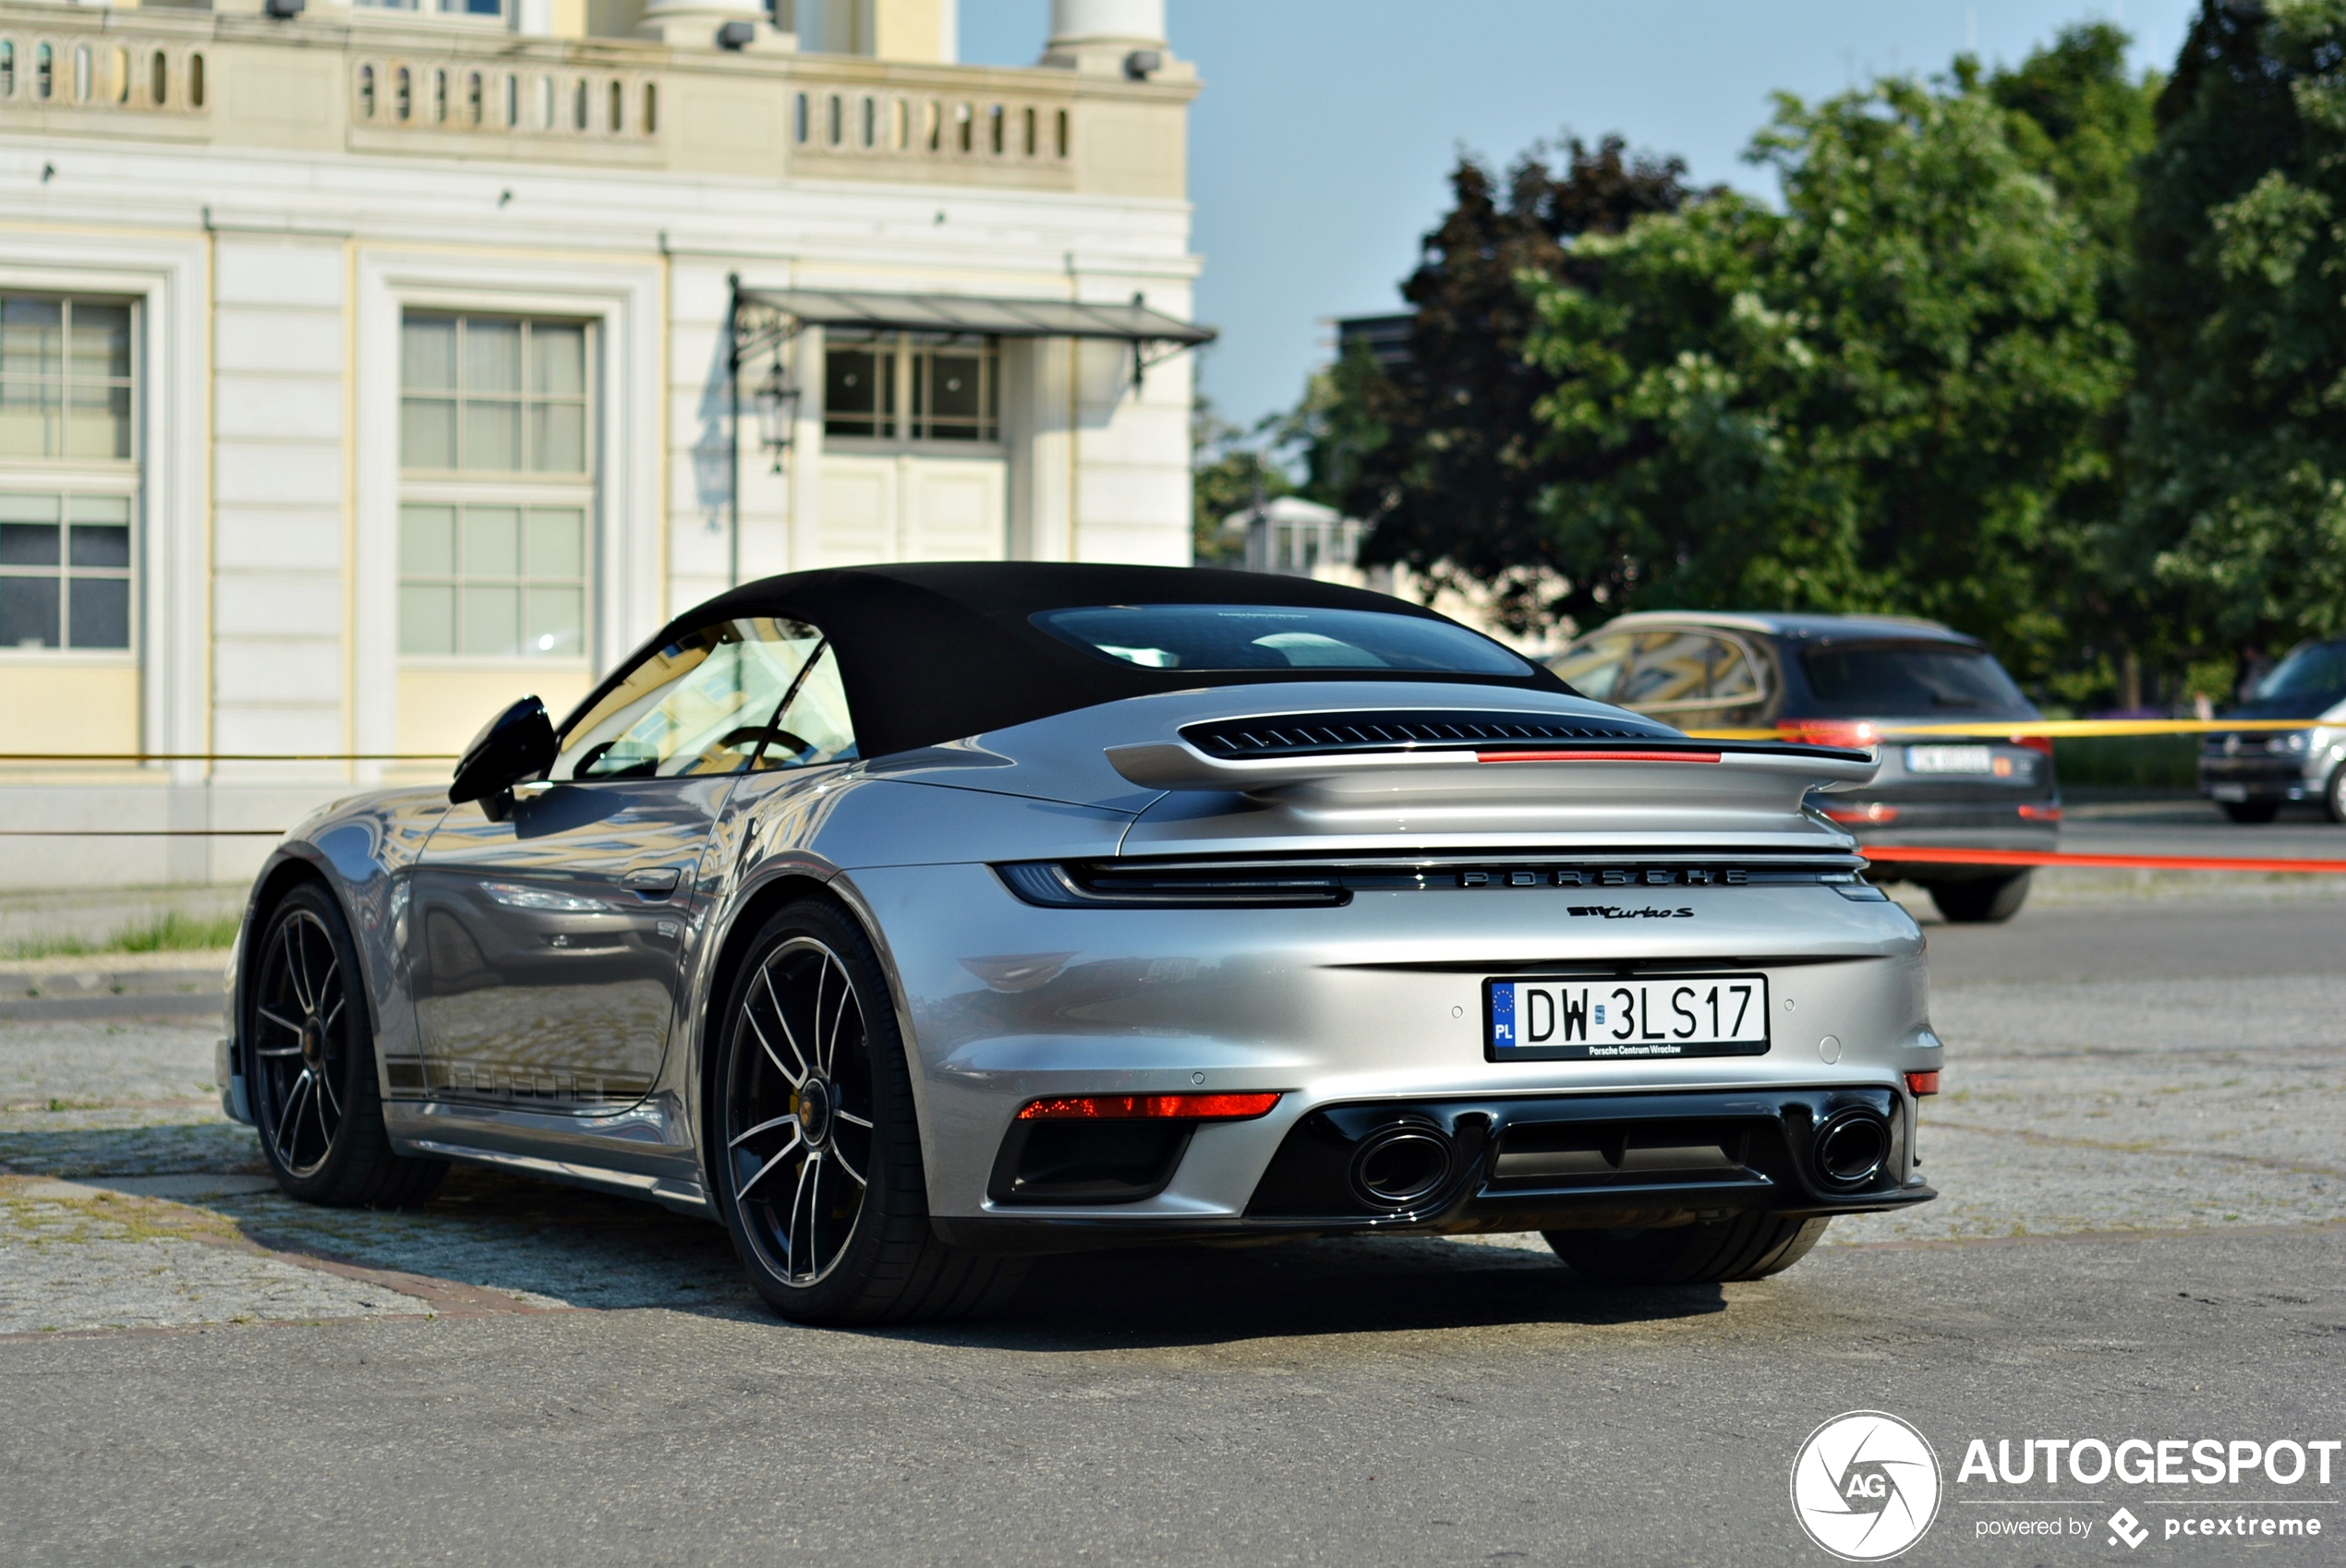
[1814,1109,1891,1188]
[1349,1125,1455,1208]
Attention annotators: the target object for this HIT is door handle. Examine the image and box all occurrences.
[624,868,683,896]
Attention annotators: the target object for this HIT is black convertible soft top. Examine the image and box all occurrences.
[574,562,1570,759]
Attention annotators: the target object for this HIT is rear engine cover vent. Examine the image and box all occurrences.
[1180,710,1669,759]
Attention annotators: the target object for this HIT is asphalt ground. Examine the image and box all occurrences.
[3,884,2343,1565]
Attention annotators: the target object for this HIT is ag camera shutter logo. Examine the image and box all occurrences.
[1791,1411,1944,1561]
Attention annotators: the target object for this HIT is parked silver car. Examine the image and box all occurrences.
[221,564,1940,1322]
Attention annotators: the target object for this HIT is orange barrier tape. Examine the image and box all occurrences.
[1863,845,2346,874]
[1687,719,2323,741]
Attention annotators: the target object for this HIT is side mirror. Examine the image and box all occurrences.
[450,696,557,812]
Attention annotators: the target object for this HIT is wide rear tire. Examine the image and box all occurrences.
[710,899,1026,1325]
[248,882,447,1208]
[1543,1214,1830,1285]
[1928,871,2031,923]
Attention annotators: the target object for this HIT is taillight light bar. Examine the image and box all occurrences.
[1476,749,1722,765]
[1779,719,1880,749]
[1015,1092,1282,1122]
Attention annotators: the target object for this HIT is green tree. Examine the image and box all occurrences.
[1319,138,1698,629]
[2128,0,2346,657]
[1191,395,1289,566]
[1523,63,2133,684]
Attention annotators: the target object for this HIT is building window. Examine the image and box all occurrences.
[823,332,998,444]
[394,65,411,121]
[72,43,88,103]
[36,42,51,102]
[0,493,132,650]
[642,82,656,134]
[188,52,203,108]
[399,313,593,661]
[467,70,482,125]
[1,42,14,98]
[400,315,588,475]
[792,90,807,143]
[151,50,168,107]
[111,46,127,104]
[1055,107,1069,159]
[397,503,586,657]
[1022,104,1035,157]
[1,295,133,461]
[353,0,510,17]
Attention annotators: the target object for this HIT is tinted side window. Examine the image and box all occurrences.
[554,617,852,780]
[1616,630,1763,710]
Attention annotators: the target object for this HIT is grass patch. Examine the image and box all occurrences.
[3,910,241,960]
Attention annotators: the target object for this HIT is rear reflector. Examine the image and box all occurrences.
[1015,1092,1282,1122]
[1905,1071,1940,1096]
[2017,803,2062,821]
[1477,749,1721,765]
[1824,802,1901,825]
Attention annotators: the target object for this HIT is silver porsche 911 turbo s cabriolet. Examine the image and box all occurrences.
[220,563,1941,1323]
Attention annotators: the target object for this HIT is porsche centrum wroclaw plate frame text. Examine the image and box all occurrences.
[1484,973,1772,1062]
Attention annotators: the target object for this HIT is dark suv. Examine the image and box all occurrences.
[1551,611,2059,922]
[2197,638,2346,823]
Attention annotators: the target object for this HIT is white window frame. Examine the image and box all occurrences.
[353,258,660,782]
[393,310,599,668]
[0,290,141,659]
[820,330,1005,452]
[0,245,205,775]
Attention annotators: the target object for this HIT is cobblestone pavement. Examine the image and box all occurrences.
[3,891,2342,1333]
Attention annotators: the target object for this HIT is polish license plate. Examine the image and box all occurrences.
[2208,783,2249,802]
[1485,974,1771,1062]
[1905,744,1994,774]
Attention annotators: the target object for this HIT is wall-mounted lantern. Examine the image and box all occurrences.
[753,356,800,471]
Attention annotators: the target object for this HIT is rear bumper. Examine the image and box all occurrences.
[2198,754,2323,802]
[935,1085,1933,1251]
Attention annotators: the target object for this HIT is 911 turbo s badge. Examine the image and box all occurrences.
[1567,905,1697,919]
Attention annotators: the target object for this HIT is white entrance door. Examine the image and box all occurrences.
[816,453,1005,564]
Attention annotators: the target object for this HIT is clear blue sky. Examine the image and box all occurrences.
[961,0,2200,430]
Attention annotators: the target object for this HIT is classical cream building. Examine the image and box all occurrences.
[0,0,1204,887]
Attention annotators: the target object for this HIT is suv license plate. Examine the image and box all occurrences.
[2208,783,2249,802]
[1485,975,1771,1062]
[1905,744,1994,774]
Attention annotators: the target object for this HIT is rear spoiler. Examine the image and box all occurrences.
[1105,737,1878,804]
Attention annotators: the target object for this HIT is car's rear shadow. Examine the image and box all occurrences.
[901,1236,1730,1350]
[1,1120,1734,1337]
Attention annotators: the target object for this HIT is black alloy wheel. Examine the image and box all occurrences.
[714,899,1026,1324]
[248,882,445,1206]
[1544,1213,1831,1286]
[725,931,879,1289]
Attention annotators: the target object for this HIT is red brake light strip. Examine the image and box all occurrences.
[1015,1092,1282,1122]
[1476,750,1723,765]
